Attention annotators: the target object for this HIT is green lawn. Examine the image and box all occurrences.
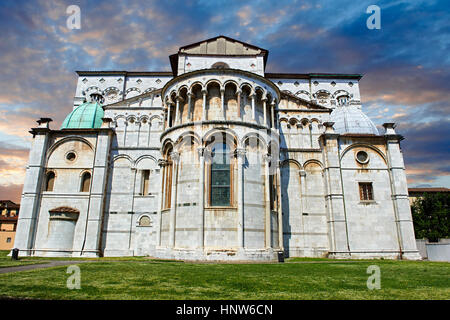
[0,258,448,299]
[0,250,45,268]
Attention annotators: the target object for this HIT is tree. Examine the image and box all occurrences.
[411,192,450,242]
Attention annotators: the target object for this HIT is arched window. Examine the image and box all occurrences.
[45,171,55,191]
[80,172,91,192]
[141,170,150,195]
[90,93,104,104]
[138,215,152,227]
[337,95,349,106]
[211,62,230,69]
[163,146,173,209]
[210,142,231,206]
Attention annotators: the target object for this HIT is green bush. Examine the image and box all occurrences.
[411,192,449,242]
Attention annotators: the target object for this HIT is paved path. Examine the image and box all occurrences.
[0,261,91,274]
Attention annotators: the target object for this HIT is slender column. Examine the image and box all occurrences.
[271,101,276,129]
[236,148,246,249]
[299,170,306,214]
[262,98,267,127]
[264,154,272,248]
[236,89,242,119]
[220,88,225,120]
[169,152,180,248]
[251,93,256,122]
[198,148,205,249]
[276,161,283,250]
[187,92,193,121]
[167,103,172,128]
[156,159,166,247]
[202,89,207,121]
[175,97,180,125]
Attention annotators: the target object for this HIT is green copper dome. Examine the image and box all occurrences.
[61,102,104,129]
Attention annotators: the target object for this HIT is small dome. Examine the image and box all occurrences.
[330,105,379,135]
[61,102,104,129]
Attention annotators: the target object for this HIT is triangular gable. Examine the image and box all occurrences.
[179,35,267,56]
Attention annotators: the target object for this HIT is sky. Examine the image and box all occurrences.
[0,0,449,203]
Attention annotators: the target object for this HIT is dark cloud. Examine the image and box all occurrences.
[0,0,448,202]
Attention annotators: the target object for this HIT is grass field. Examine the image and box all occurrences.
[0,252,448,300]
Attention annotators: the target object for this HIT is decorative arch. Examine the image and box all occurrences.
[135,155,157,166]
[313,89,331,99]
[202,127,239,148]
[295,90,311,99]
[281,159,303,170]
[333,89,351,99]
[205,79,223,91]
[174,131,202,148]
[46,136,94,162]
[137,214,153,227]
[241,132,267,150]
[211,61,230,69]
[189,81,204,93]
[111,154,134,167]
[303,159,324,170]
[340,143,388,164]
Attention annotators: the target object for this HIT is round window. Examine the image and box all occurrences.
[66,152,76,162]
[356,150,369,164]
[139,216,151,227]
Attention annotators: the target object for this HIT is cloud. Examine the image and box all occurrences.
[0,0,448,202]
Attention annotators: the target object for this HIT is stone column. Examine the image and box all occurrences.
[167,103,172,128]
[236,89,241,119]
[220,88,225,120]
[175,97,180,125]
[236,148,246,249]
[271,101,276,129]
[276,161,283,250]
[299,169,307,214]
[198,148,205,249]
[383,123,421,260]
[187,92,193,121]
[156,159,166,247]
[275,100,280,130]
[202,89,207,121]
[14,118,51,256]
[264,154,272,248]
[169,151,180,248]
[262,98,267,127]
[251,93,256,122]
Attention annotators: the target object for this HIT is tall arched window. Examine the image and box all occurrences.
[210,142,231,206]
[163,146,173,209]
[80,172,91,192]
[45,171,55,191]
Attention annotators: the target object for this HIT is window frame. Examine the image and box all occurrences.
[209,142,233,207]
[80,171,92,192]
[45,171,56,192]
[359,182,374,201]
[141,169,151,196]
